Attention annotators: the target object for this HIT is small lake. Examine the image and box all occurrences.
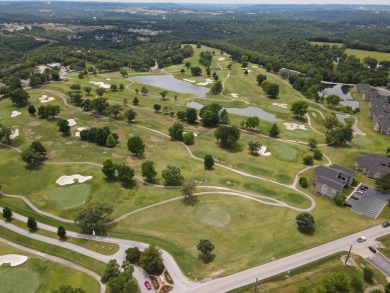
[186,101,282,122]
[335,113,348,124]
[129,75,209,98]
[319,83,359,109]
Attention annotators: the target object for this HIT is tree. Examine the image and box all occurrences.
[57,119,70,136]
[204,155,214,169]
[256,74,267,85]
[248,141,261,154]
[326,95,341,107]
[334,193,346,206]
[191,66,202,76]
[141,160,157,182]
[181,182,196,204]
[27,217,37,231]
[375,173,390,193]
[57,225,66,239]
[117,164,135,187]
[183,131,195,145]
[141,86,148,96]
[83,86,92,96]
[153,104,161,113]
[31,141,46,155]
[308,138,317,150]
[364,56,378,68]
[96,88,106,98]
[123,98,128,105]
[324,115,340,133]
[140,244,163,273]
[108,104,123,118]
[119,84,124,91]
[81,99,92,111]
[303,156,314,165]
[125,109,137,122]
[132,97,139,105]
[291,101,309,118]
[135,89,139,95]
[159,90,168,100]
[243,116,260,129]
[220,109,230,124]
[101,259,120,284]
[214,125,241,148]
[186,108,197,124]
[296,212,315,233]
[313,150,323,160]
[168,122,184,141]
[210,81,222,95]
[265,83,280,98]
[385,283,390,293]
[269,123,280,137]
[10,88,29,106]
[70,84,81,91]
[28,105,36,115]
[2,207,12,220]
[106,133,117,148]
[363,267,374,282]
[126,247,141,264]
[91,98,109,114]
[197,239,215,262]
[185,61,191,69]
[299,177,308,188]
[326,126,353,145]
[102,158,116,179]
[127,136,145,156]
[120,69,128,77]
[162,165,184,186]
[350,275,363,292]
[75,203,113,232]
[387,147,390,157]
[299,285,312,293]
[53,285,86,293]
[21,148,43,166]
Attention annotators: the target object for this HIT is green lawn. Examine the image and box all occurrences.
[310,41,344,48]
[345,48,390,62]
[45,184,91,210]
[0,240,100,293]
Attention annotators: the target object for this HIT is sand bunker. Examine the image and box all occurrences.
[0,254,28,267]
[197,79,214,86]
[272,103,288,109]
[106,78,111,81]
[89,81,111,89]
[258,146,271,157]
[67,119,77,127]
[218,57,225,61]
[311,112,317,118]
[251,65,258,68]
[183,79,196,83]
[10,111,22,118]
[9,129,19,139]
[230,93,239,98]
[39,95,55,103]
[284,123,307,131]
[75,127,87,137]
[56,174,93,186]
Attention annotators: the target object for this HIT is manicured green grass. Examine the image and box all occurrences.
[193,203,231,229]
[0,240,100,293]
[352,136,374,147]
[345,48,390,62]
[269,144,298,161]
[45,184,91,210]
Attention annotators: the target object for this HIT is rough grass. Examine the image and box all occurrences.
[193,203,232,229]
[345,48,390,62]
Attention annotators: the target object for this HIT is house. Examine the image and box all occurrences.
[356,154,390,179]
[47,62,61,68]
[363,89,379,101]
[369,95,390,135]
[280,68,301,78]
[314,165,355,198]
[356,83,371,93]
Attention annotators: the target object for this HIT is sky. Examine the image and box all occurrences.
[76,0,390,4]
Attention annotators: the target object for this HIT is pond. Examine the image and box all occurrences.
[335,113,348,124]
[129,75,209,98]
[186,101,282,122]
[319,83,359,109]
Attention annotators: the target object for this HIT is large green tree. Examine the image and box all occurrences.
[214,125,241,148]
[9,88,29,106]
[168,122,184,141]
[290,101,309,118]
[141,160,157,182]
[375,173,390,193]
[75,203,113,232]
[57,119,70,136]
[296,212,315,233]
[197,239,215,262]
[127,136,145,156]
[140,244,163,273]
[162,165,184,186]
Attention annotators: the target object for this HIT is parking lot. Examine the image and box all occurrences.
[367,253,390,278]
[346,185,390,218]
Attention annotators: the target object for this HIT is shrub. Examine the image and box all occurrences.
[303,156,314,165]
[299,177,308,188]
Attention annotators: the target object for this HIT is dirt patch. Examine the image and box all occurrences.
[150,136,163,143]
[209,270,225,278]
[49,150,61,158]
[340,254,357,267]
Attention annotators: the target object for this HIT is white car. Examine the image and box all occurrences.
[357,236,367,243]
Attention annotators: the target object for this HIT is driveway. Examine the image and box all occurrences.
[367,253,390,278]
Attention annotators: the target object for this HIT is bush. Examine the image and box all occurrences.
[313,150,323,160]
[334,193,346,206]
[125,247,141,264]
[299,177,308,188]
[350,275,363,292]
[183,131,195,145]
[363,267,374,282]
[303,156,314,165]
[204,154,214,169]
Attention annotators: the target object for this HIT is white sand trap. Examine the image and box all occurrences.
[89,81,111,89]
[56,174,93,186]
[67,119,77,127]
[218,57,225,61]
[39,95,55,103]
[312,112,317,117]
[9,129,19,139]
[75,127,87,137]
[230,93,239,98]
[106,78,111,81]
[258,146,271,157]
[251,65,258,68]
[183,79,196,83]
[183,131,198,137]
[284,123,307,131]
[0,254,28,267]
[197,79,214,86]
[247,70,252,73]
[272,103,288,109]
[10,111,22,118]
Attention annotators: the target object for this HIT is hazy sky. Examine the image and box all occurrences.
[87,0,390,4]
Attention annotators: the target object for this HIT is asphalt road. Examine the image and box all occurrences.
[367,253,390,278]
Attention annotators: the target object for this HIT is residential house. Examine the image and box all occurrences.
[314,165,355,198]
[369,95,390,135]
[356,154,390,179]
[356,83,371,94]
[363,89,379,101]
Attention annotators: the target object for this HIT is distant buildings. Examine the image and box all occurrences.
[314,165,355,198]
[47,62,61,68]
[356,154,390,179]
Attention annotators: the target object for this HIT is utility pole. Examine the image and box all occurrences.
[345,245,353,265]
[254,278,258,293]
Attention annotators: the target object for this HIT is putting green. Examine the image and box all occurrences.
[45,184,91,210]
[0,268,40,293]
[270,145,298,161]
[266,105,290,114]
[352,136,374,147]
[193,203,231,229]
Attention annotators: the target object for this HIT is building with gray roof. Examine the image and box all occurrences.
[356,154,390,179]
[369,95,390,135]
[314,165,355,198]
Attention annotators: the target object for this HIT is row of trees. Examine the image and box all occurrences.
[80,126,119,148]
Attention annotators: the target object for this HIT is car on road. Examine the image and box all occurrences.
[144,281,152,290]
[369,246,377,253]
[382,221,390,228]
[357,236,367,243]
